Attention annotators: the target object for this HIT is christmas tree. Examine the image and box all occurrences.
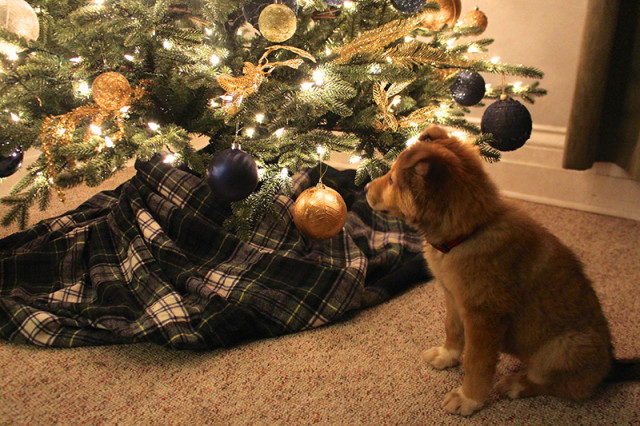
[0,0,545,235]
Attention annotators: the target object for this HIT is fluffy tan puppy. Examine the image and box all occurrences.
[365,125,633,416]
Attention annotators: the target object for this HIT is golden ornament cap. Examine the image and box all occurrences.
[258,3,297,43]
[292,183,348,240]
[459,7,488,34]
[92,71,133,111]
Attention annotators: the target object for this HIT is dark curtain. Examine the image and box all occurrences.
[563,0,640,180]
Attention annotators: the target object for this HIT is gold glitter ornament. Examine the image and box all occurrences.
[292,183,348,240]
[258,3,297,43]
[458,7,488,34]
[91,72,133,111]
[421,0,461,30]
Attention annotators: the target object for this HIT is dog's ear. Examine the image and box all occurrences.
[402,147,449,182]
[418,124,449,142]
[413,159,430,177]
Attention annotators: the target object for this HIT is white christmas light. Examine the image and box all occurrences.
[163,153,176,164]
[90,124,102,135]
[300,81,314,90]
[280,167,289,179]
[316,145,326,156]
[513,81,523,91]
[312,69,325,86]
[451,131,467,140]
[369,64,381,74]
[205,28,213,36]
[163,40,172,49]
[148,122,160,132]
[10,112,19,122]
[124,54,134,61]
[325,46,332,56]
[467,44,481,53]
[104,136,114,148]
[391,96,401,107]
[406,136,419,146]
[210,99,220,107]
[76,81,91,97]
[274,128,285,138]
[404,36,414,42]
[491,56,500,64]
[94,0,104,6]
[245,128,255,138]
[210,54,220,65]
[255,113,265,123]
[69,57,82,64]
[349,155,362,164]
[343,1,354,9]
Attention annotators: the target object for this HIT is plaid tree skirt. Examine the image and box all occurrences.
[0,158,429,348]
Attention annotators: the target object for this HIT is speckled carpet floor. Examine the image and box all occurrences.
[1,168,639,425]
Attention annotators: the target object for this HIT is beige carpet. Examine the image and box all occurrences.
[1,170,639,425]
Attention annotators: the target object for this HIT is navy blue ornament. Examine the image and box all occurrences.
[450,70,485,106]
[481,97,532,151]
[391,0,427,14]
[0,144,24,178]
[243,0,298,29]
[206,147,259,201]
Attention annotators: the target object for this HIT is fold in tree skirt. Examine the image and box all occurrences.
[0,158,429,348]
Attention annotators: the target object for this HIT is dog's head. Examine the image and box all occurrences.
[365,125,499,237]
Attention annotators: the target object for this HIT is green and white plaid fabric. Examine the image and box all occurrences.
[0,158,428,348]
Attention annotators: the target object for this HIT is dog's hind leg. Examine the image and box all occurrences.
[497,330,611,401]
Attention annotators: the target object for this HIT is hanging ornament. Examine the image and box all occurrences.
[391,0,427,14]
[421,0,461,30]
[0,143,23,178]
[216,45,316,116]
[292,182,348,240]
[258,3,297,43]
[91,72,133,111]
[449,70,485,106]
[481,96,532,151]
[206,145,259,201]
[243,0,298,29]
[458,7,488,35]
[0,0,40,57]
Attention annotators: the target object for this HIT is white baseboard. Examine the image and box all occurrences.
[483,124,640,221]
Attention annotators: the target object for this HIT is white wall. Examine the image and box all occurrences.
[464,0,589,128]
[464,1,640,221]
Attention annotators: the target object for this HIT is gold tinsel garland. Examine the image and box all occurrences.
[40,76,145,200]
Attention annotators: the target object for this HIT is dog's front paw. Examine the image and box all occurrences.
[422,346,461,369]
[442,387,483,416]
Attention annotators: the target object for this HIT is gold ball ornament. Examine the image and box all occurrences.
[91,72,133,111]
[0,0,40,57]
[459,7,488,34]
[292,183,348,240]
[258,3,297,43]
[422,0,461,30]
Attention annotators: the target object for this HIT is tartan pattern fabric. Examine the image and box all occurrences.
[0,158,428,348]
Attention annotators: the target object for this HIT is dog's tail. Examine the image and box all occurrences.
[605,358,640,382]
